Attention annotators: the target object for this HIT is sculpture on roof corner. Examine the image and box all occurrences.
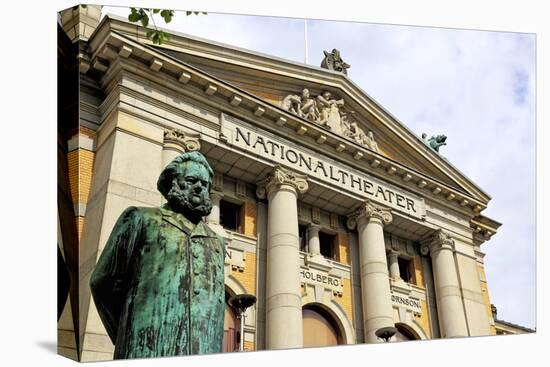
[281,88,379,153]
[422,133,447,152]
[321,49,351,75]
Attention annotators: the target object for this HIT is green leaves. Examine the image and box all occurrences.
[160,10,174,23]
[128,7,149,27]
[147,30,171,45]
[127,9,207,45]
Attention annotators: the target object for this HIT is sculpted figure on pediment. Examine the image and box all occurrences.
[281,88,319,121]
[317,91,344,132]
[281,88,380,152]
[341,113,380,153]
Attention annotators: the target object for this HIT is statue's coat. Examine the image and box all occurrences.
[90,204,225,359]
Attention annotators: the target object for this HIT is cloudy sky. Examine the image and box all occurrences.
[103,6,536,329]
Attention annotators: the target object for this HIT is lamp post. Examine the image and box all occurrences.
[228,294,257,352]
[375,326,397,343]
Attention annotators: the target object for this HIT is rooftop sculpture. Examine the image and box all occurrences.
[422,133,447,152]
[321,48,351,75]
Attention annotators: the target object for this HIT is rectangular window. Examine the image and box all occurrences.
[220,199,243,233]
[319,231,336,260]
[398,257,413,283]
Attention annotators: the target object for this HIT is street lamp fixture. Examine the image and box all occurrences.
[228,294,257,352]
[375,326,397,342]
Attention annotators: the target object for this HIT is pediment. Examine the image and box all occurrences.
[99,15,492,207]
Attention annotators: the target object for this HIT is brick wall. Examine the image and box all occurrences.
[243,341,255,351]
[336,232,350,265]
[412,254,424,287]
[414,300,432,338]
[230,251,257,296]
[334,278,353,325]
[242,201,257,238]
[478,264,497,335]
[66,129,96,241]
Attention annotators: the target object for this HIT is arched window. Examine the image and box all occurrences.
[394,324,419,342]
[302,304,343,347]
[223,293,239,352]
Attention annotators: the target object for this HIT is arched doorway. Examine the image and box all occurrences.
[223,292,239,352]
[394,323,419,342]
[302,304,343,347]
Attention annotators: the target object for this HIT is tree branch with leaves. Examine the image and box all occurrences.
[128,8,206,44]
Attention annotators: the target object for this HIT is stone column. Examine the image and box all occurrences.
[347,200,394,343]
[388,251,400,280]
[257,166,308,349]
[421,230,468,338]
[206,191,223,225]
[307,224,321,257]
[161,128,201,169]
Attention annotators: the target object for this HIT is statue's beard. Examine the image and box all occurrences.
[166,184,212,222]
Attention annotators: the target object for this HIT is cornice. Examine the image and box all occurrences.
[470,215,501,243]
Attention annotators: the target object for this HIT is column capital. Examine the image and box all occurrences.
[420,229,455,256]
[307,223,322,231]
[387,249,400,259]
[209,190,224,200]
[256,166,309,199]
[163,127,201,152]
[346,200,392,229]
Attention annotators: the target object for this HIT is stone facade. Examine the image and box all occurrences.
[57,12,517,363]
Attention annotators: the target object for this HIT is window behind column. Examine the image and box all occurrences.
[319,231,336,260]
[299,224,307,252]
[398,257,413,283]
[220,199,243,233]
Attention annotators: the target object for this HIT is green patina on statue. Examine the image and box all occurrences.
[90,151,225,359]
[422,133,447,152]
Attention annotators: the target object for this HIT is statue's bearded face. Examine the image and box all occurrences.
[166,162,213,222]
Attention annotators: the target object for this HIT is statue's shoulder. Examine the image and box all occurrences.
[135,206,165,220]
[202,223,226,245]
[119,206,163,221]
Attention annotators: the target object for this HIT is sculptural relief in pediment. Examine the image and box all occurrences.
[281,88,379,153]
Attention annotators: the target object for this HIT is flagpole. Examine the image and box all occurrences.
[304,18,308,64]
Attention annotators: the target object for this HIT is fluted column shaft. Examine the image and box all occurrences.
[257,166,308,349]
[348,201,394,343]
[422,230,468,338]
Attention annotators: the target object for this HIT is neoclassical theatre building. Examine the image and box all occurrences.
[58,8,516,362]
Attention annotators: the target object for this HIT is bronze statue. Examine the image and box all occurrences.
[90,151,225,359]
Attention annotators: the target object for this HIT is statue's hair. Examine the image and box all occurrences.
[157,151,214,198]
